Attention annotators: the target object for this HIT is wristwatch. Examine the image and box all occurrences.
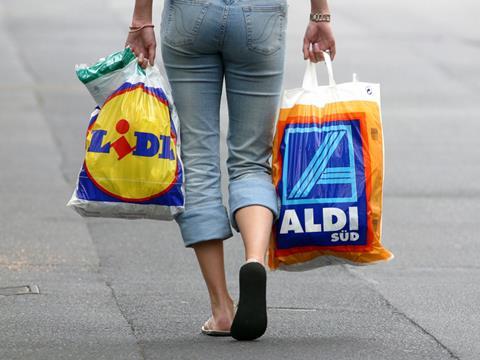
[310,13,331,22]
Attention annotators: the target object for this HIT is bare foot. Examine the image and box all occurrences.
[206,298,235,332]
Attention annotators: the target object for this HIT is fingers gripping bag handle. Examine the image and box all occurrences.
[302,51,336,90]
[67,48,185,220]
[268,51,393,271]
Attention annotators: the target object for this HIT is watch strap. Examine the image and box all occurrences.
[310,13,331,22]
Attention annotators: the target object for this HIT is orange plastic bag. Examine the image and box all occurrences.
[268,53,393,270]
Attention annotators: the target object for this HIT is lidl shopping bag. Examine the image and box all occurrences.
[268,53,393,270]
[67,48,184,220]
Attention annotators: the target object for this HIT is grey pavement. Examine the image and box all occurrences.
[0,0,479,359]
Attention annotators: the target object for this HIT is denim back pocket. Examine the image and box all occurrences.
[162,0,211,47]
[242,4,287,56]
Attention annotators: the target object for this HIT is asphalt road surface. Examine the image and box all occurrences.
[1,0,479,359]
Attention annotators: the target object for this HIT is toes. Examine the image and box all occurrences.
[202,317,213,331]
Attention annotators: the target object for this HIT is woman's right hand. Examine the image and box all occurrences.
[303,21,336,63]
[125,26,157,68]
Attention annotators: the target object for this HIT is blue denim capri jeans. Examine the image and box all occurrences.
[160,0,287,247]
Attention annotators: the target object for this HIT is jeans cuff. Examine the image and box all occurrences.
[174,204,233,247]
[228,176,280,232]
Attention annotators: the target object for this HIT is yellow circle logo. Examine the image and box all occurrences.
[84,84,177,202]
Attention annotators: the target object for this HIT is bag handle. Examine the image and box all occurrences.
[302,51,336,90]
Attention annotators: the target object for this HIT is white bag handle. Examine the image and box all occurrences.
[302,51,336,90]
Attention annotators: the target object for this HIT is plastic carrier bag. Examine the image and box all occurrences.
[268,52,393,270]
[67,48,185,220]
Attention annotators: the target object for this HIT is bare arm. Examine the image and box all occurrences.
[310,0,329,13]
[303,0,336,62]
[125,0,156,68]
[131,0,154,27]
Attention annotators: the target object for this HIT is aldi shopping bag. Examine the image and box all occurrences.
[67,48,184,220]
[268,52,393,270]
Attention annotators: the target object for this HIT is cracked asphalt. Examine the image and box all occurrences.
[1,0,479,359]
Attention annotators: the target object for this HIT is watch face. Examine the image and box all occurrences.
[311,13,331,22]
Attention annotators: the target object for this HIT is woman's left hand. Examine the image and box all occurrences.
[125,26,157,68]
[303,22,336,63]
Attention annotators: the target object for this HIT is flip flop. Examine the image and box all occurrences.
[201,317,231,337]
[230,261,268,341]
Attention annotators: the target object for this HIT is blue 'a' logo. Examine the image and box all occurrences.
[277,120,368,249]
[282,123,361,206]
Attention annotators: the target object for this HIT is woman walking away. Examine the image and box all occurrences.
[125,0,335,341]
